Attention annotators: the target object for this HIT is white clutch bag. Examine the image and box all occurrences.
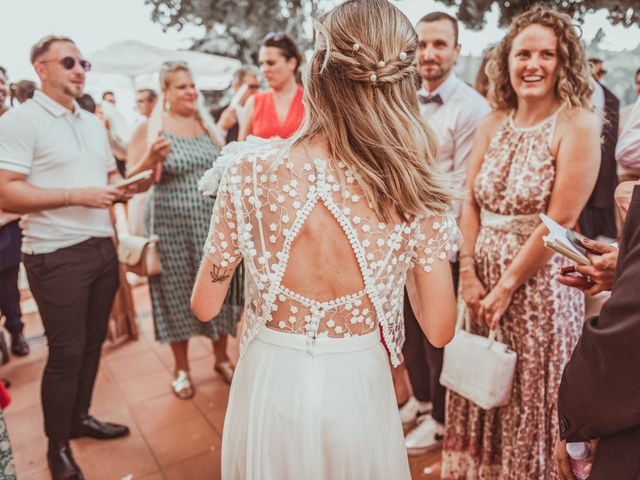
[440,302,517,410]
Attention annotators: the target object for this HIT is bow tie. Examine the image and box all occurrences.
[418,93,443,105]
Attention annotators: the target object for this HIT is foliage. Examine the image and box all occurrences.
[145,0,329,64]
[433,0,640,30]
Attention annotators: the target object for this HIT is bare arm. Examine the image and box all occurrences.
[0,208,20,227]
[479,109,601,327]
[406,254,456,347]
[191,168,241,322]
[191,259,236,322]
[458,113,502,318]
[238,96,254,141]
[126,122,170,192]
[459,115,497,260]
[0,169,131,213]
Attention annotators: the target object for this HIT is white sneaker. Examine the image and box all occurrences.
[398,396,433,425]
[404,415,444,455]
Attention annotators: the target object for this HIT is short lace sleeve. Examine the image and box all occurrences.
[203,171,242,268]
[412,211,461,273]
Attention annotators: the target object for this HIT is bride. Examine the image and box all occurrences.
[192,0,460,478]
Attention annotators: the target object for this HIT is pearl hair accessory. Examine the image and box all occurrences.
[377,60,385,67]
[370,73,377,82]
[399,51,407,61]
[352,43,360,51]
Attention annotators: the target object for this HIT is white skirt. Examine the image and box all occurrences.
[221,327,411,480]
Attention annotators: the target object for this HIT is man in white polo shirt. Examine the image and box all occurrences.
[401,12,490,454]
[0,36,131,480]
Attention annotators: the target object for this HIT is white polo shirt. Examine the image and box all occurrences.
[0,91,115,254]
[419,73,491,219]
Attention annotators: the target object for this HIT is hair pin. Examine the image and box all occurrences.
[352,43,360,51]
[377,61,385,68]
[399,52,407,61]
[370,73,377,82]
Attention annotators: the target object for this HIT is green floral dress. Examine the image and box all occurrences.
[145,132,240,343]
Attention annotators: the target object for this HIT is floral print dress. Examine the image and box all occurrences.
[442,111,584,479]
[0,410,16,480]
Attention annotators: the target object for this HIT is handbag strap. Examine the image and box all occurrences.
[456,299,500,347]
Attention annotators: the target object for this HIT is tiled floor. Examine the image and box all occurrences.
[3,285,442,479]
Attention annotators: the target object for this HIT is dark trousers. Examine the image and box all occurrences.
[23,238,119,440]
[0,265,24,334]
[402,261,459,425]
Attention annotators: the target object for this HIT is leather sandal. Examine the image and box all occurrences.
[214,361,235,385]
[171,370,195,400]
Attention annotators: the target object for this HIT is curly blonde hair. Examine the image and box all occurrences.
[487,6,593,111]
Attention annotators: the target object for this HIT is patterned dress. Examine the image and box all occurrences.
[441,112,584,479]
[0,410,16,480]
[145,132,238,343]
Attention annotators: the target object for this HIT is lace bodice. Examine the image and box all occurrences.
[200,137,459,366]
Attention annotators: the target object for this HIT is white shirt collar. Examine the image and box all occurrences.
[418,72,459,104]
[32,90,81,118]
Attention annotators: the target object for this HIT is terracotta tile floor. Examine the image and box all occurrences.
[3,285,442,479]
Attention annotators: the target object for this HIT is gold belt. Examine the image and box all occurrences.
[480,209,540,236]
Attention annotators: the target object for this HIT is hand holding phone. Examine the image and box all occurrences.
[565,230,601,256]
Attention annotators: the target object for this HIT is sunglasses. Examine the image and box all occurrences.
[162,60,188,68]
[263,31,287,43]
[40,56,91,72]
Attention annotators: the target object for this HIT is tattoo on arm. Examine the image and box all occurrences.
[209,265,232,283]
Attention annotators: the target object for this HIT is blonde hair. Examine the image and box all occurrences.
[148,62,223,148]
[487,6,593,111]
[293,0,455,223]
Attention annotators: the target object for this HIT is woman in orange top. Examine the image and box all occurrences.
[240,32,304,140]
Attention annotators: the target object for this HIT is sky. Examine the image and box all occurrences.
[2,0,639,103]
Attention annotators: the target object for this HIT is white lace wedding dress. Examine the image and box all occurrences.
[201,137,459,480]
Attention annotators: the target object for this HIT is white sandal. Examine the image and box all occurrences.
[171,370,195,400]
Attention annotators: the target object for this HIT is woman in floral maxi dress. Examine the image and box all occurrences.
[442,7,601,479]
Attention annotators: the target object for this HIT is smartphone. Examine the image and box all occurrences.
[566,230,600,256]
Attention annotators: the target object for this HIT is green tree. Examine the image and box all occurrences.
[433,0,640,29]
[145,0,331,64]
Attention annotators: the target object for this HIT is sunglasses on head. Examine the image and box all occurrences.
[162,60,188,68]
[263,31,287,43]
[40,56,91,72]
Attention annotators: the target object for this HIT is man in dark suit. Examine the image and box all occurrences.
[211,66,260,144]
[555,185,640,479]
[578,74,620,240]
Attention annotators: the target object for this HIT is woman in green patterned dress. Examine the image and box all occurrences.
[127,63,242,398]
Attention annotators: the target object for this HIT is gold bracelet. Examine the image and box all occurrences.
[459,266,474,274]
[459,253,474,259]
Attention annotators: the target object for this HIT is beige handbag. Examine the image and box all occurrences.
[117,189,162,277]
[440,301,517,410]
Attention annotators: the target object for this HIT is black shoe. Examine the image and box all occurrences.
[10,331,29,357]
[47,439,84,480]
[0,333,9,365]
[69,414,130,440]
